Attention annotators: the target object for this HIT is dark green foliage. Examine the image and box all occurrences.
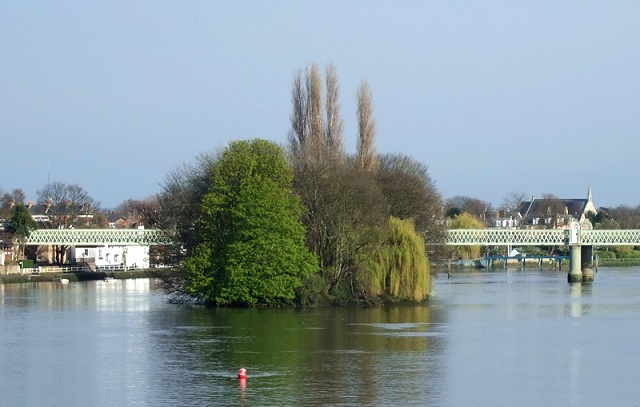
[446,207,462,218]
[295,273,329,306]
[183,139,318,306]
[589,208,621,229]
[444,195,493,223]
[330,278,353,305]
[6,204,39,259]
[598,205,640,229]
[5,204,38,237]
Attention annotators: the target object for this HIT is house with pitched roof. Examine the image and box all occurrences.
[515,188,597,229]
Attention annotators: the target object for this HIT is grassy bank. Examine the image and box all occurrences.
[596,258,640,267]
[0,268,176,284]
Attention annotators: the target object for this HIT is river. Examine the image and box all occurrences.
[1,268,639,406]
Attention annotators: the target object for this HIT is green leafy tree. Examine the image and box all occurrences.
[183,139,318,306]
[6,203,38,260]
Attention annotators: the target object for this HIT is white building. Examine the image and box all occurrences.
[71,244,150,270]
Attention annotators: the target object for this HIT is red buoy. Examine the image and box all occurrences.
[238,368,247,379]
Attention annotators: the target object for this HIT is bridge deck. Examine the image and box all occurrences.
[26,229,170,246]
[20,228,640,246]
[447,229,640,246]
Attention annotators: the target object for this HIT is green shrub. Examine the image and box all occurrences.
[330,278,352,305]
[21,259,34,268]
[617,249,640,259]
[295,273,328,306]
[596,251,615,259]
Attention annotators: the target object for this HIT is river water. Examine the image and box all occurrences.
[1,268,639,406]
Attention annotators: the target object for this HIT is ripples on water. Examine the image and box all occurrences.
[1,269,640,406]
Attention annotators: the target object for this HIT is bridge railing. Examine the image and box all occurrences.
[446,229,640,246]
[21,227,640,247]
[446,229,565,246]
[26,229,171,246]
[580,229,640,246]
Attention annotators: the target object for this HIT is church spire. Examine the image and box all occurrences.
[587,186,592,202]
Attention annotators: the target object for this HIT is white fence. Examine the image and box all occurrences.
[21,266,91,275]
[20,265,137,275]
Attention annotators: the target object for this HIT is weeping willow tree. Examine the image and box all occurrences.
[358,217,430,302]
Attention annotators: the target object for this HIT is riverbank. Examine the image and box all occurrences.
[596,258,640,267]
[0,268,176,284]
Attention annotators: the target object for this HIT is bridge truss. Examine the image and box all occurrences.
[26,229,171,246]
[446,229,564,246]
[22,228,640,247]
[447,229,640,246]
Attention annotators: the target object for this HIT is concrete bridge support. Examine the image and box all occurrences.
[581,245,594,282]
[568,245,594,283]
[568,245,582,283]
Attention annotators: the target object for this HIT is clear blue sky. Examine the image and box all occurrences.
[2,2,638,209]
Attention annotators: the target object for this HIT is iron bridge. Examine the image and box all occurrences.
[26,229,171,246]
[446,229,640,246]
[22,228,640,247]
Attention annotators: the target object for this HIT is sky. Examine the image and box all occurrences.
[2,2,639,210]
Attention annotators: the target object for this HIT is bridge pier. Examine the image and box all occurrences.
[581,245,594,282]
[444,225,640,284]
[568,245,582,283]
[568,245,595,283]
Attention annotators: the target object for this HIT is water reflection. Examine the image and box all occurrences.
[95,278,154,311]
[569,347,583,406]
[568,282,592,318]
[139,304,448,405]
[3,270,640,406]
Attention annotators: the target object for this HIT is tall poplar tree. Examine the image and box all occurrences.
[288,64,442,301]
[325,64,344,158]
[289,63,345,162]
[356,81,378,173]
